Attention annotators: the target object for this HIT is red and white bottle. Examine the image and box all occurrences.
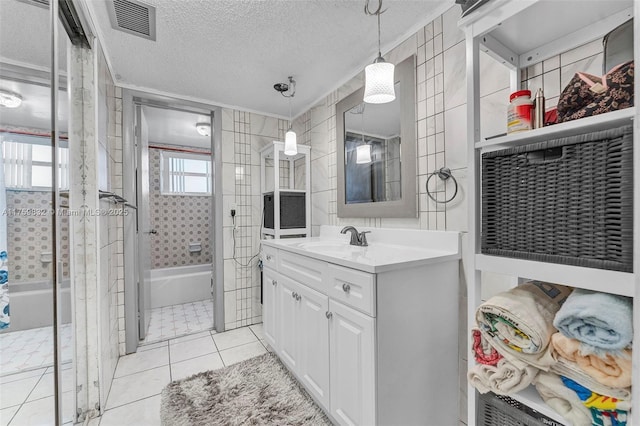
[507,90,534,134]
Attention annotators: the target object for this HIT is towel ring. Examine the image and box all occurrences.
[426,167,458,204]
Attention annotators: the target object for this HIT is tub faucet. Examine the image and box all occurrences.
[340,226,370,247]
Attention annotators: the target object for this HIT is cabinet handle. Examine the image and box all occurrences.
[325,311,333,319]
[342,283,351,293]
[272,280,277,286]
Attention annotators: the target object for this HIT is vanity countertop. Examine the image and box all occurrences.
[261,226,461,273]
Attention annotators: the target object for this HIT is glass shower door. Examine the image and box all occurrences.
[0,0,74,424]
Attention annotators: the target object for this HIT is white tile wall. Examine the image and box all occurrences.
[221,109,288,330]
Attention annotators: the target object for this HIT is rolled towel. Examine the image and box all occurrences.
[534,372,592,426]
[552,333,632,389]
[467,358,538,395]
[476,281,573,371]
[551,356,631,401]
[560,376,630,426]
[472,329,502,366]
[553,288,633,356]
[560,376,631,412]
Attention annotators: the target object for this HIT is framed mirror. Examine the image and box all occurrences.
[336,55,416,218]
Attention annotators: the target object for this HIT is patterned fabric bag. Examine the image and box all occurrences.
[557,60,634,123]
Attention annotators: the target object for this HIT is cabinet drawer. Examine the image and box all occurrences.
[262,246,278,271]
[278,250,327,294]
[327,264,376,316]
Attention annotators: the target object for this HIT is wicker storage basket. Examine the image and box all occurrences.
[477,392,564,426]
[481,125,633,272]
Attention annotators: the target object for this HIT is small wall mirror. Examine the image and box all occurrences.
[336,55,416,218]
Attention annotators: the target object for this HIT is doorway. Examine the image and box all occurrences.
[123,98,223,350]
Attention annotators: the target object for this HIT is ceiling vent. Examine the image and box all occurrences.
[108,0,156,41]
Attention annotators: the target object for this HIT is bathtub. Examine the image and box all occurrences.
[149,264,212,309]
[0,280,71,333]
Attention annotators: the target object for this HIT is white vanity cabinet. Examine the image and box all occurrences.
[262,227,461,426]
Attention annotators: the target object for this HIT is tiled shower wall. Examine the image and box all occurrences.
[96,43,125,407]
[5,190,69,283]
[297,5,605,425]
[148,146,212,269]
[221,109,287,330]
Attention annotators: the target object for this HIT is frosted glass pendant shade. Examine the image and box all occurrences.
[356,144,372,164]
[284,129,297,155]
[363,58,395,104]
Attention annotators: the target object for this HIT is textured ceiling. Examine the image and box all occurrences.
[86,0,450,117]
[0,0,68,70]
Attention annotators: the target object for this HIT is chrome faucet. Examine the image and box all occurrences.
[340,226,371,247]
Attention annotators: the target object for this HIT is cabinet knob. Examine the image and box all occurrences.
[291,292,297,299]
[325,311,333,319]
[272,280,277,286]
[266,255,272,261]
[297,294,302,301]
[342,283,351,293]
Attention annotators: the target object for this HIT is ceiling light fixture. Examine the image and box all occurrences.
[274,76,297,156]
[363,0,395,104]
[196,122,211,136]
[0,90,22,108]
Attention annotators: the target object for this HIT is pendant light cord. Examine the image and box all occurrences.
[364,0,385,57]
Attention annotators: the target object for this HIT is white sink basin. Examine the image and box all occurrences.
[294,240,358,253]
[263,227,461,273]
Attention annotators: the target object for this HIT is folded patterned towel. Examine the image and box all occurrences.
[561,376,630,426]
[552,333,632,388]
[467,358,538,395]
[472,329,502,366]
[553,289,633,356]
[534,372,592,426]
[476,281,573,371]
[551,356,632,401]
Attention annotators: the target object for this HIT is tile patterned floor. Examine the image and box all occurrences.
[0,324,73,376]
[0,361,75,426]
[142,299,214,344]
[0,324,267,426]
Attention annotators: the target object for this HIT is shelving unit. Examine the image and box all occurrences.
[259,141,311,239]
[460,1,639,424]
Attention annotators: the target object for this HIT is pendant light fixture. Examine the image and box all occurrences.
[363,0,395,104]
[353,103,372,164]
[356,144,372,164]
[274,76,297,156]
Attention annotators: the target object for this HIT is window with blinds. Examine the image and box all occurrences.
[1,133,69,190]
[160,151,211,195]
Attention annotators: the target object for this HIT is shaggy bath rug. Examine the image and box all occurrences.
[160,352,332,426]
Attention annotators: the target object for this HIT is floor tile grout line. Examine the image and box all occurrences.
[113,361,171,381]
[102,392,163,414]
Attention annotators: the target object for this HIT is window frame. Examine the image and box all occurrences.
[160,150,212,196]
[1,133,70,191]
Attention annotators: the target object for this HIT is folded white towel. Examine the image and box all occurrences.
[468,358,538,395]
[476,281,573,371]
[534,372,592,426]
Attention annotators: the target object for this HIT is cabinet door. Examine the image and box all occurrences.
[297,282,330,408]
[329,300,376,426]
[277,276,300,371]
[262,268,279,351]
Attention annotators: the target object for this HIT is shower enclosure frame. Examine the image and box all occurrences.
[121,91,224,354]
